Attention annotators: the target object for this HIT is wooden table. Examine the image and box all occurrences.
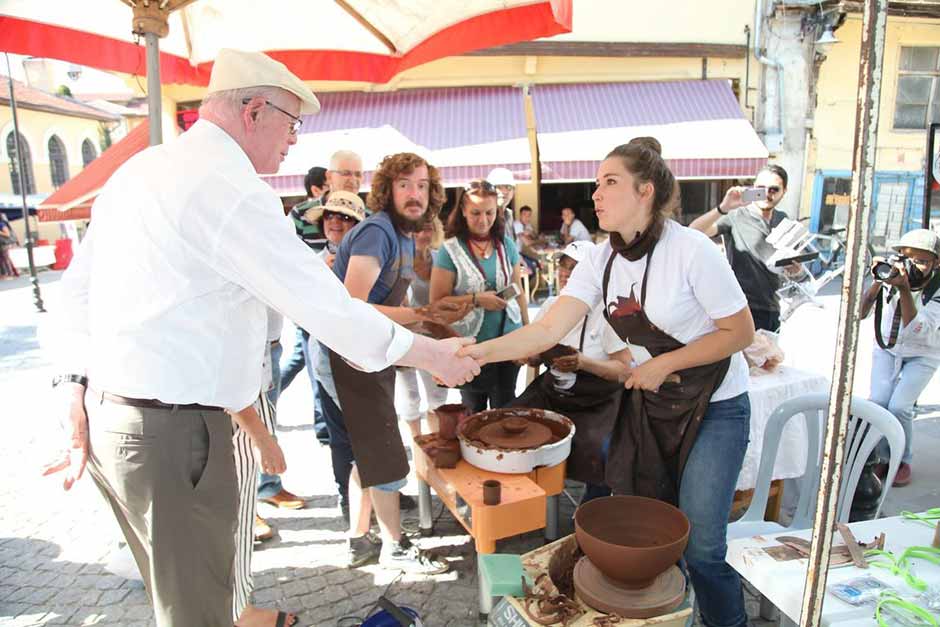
[726,514,940,626]
[413,444,565,554]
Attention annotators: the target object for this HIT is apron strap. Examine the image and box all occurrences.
[602,251,617,324]
[578,316,589,351]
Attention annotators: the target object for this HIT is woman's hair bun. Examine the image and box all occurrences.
[628,136,663,156]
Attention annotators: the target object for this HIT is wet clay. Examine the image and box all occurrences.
[405,319,460,340]
[540,343,578,367]
[575,495,689,589]
[413,434,461,468]
[574,558,685,618]
[460,408,570,451]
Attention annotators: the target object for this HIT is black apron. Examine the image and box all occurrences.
[328,250,413,489]
[510,317,623,485]
[602,236,731,504]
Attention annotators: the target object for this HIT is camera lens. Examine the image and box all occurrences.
[872,261,897,281]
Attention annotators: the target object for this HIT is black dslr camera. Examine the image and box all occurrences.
[872,254,925,285]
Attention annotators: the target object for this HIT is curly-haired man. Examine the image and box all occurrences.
[315,152,470,573]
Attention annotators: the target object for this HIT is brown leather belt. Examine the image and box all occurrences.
[94,389,224,413]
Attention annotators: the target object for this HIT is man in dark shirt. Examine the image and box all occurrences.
[690,164,793,332]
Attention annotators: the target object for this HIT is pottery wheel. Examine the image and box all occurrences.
[476,419,553,449]
[573,557,685,619]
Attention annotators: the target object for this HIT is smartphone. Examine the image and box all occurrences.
[496,284,521,300]
[741,187,768,203]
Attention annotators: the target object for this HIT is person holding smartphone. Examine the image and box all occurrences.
[430,179,529,411]
[689,164,792,332]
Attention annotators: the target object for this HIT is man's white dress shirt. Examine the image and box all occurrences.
[56,120,413,410]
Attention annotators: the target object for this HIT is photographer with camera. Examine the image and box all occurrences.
[860,229,940,487]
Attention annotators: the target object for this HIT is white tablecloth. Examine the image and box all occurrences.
[9,245,55,269]
[736,366,830,491]
[727,515,940,625]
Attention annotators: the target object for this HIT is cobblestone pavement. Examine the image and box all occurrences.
[1,272,937,626]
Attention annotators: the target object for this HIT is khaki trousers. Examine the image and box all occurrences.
[86,391,237,627]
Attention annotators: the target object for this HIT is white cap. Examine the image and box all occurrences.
[487,167,515,187]
[208,49,321,115]
[560,241,594,263]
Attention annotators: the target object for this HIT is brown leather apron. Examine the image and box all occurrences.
[602,237,731,504]
[328,249,413,489]
[510,317,623,484]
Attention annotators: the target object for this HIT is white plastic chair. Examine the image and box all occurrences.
[728,392,905,541]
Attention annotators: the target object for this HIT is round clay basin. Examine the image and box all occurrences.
[575,495,690,589]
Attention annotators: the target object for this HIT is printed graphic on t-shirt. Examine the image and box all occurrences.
[609,283,642,318]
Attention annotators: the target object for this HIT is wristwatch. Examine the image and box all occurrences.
[52,374,88,388]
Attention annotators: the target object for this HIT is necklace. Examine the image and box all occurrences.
[468,238,492,259]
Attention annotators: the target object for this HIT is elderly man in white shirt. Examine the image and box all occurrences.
[43,49,478,627]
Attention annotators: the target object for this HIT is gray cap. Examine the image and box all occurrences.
[892,229,940,257]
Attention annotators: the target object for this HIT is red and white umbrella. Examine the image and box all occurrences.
[2,0,570,143]
[1,1,571,85]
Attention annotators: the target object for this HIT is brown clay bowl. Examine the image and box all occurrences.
[574,495,690,589]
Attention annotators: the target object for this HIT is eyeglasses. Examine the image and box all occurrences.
[322,210,357,223]
[332,169,363,179]
[465,179,498,195]
[242,98,303,135]
[757,185,782,195]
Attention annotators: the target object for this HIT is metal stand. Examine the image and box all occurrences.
[478,558,494,617]
[418,477,433,536]
[544,494,559,541]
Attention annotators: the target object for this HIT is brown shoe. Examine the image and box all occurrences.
[892,462,912,487]
[262,488,306,510]
[873,463,888,479]
[254,515,274,542]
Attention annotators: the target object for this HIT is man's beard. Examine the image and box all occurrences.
[390,203,427,234]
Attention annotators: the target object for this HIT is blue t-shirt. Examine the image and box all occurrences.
[434,235,522,342]
[332,211,415,305]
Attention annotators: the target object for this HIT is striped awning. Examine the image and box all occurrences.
[262,86,531,195]
[531,80,768,181]
[37,121,151,221]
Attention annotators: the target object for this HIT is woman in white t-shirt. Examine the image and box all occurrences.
[461,137,754,627]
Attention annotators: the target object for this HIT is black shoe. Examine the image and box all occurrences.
[347,535,381,568]
[379,536,449,575]
[399,493,417,511]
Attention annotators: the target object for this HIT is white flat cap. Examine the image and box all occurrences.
[208,49,320,115]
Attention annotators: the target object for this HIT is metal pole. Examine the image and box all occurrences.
[4,53,45,312]
[145,32,163,146]
[798,1,887,624]
[923,123,937,229]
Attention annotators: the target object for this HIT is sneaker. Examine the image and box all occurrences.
[347,535,381,568]
[379,536,449,575]
[892,462,912,487]
[399,493,418,511]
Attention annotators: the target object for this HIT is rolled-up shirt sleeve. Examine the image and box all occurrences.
[210,192,413,372]
[898,297,940,353]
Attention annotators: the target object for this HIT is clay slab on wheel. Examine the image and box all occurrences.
[574,558,685,619]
